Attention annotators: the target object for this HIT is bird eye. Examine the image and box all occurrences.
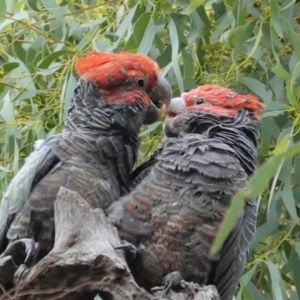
[137,78,145,87]
[196,98,205,105]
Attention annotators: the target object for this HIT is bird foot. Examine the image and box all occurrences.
[1,238,38,267]
[151,271,183,295]
[0,255,18,290]
[114,240,141,262]
[14,263,29,282]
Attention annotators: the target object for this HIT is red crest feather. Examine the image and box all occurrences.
[75,51,160,90]
[183,84,265,118]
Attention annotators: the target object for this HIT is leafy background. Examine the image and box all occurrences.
[0,0,300,299]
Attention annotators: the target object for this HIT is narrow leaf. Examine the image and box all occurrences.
[123,12,151,52]
[138,19,155,55]
[211,191,246,254]
[212,143,300,253]
[270,0,283,37]
[0,92,14,123]
[168,18,184,93]
[291,245,300,297]
[39,50,69,69]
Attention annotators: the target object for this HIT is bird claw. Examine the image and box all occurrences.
[114,241,136,251]
[114,240,140,262]
[164,271,183,292]
[0,255,18,290]
[0,239,37,286]
[1,238,38,267]
[14,264,29,282]
[24,240,38,266]
[151,271,183,295]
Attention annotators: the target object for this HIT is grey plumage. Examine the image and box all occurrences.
[108,86,263,300]
[0,52,172,262]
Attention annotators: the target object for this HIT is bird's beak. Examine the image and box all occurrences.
[144,76,172,125]
[149,76,172,111]
[163,97,186,117]
[163,97,187,137]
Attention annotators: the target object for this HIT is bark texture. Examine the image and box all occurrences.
[0,187,219,300]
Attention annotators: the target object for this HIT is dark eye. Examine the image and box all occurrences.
[196,98,205,104]
[137,78,145,87]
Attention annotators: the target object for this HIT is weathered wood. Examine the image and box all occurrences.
[11,187,153,300]
[152,282,220,300]
[0,187,220,300]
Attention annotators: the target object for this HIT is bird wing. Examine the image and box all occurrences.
[0,135,60,251]
[109,133,252,291]
[127,147,162,191]
[212,198,257,300]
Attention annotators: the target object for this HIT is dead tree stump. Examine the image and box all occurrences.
[0,187,220,300]
[8,187,153,300]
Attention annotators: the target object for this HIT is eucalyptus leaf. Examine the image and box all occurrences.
[1,1,300,298]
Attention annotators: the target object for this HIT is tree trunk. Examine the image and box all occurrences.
[0,187,219,300]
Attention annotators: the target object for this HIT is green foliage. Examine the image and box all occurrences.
[0,0,300,299]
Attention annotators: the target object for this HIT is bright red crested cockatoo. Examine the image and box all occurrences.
[108,84,265,300]
[0,52,172,270]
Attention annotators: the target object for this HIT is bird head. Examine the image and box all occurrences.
[65,52,172,135]
[163,84,265,137]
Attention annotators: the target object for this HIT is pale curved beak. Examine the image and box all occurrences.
[163,96,186,117]
[162,96,187,137]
